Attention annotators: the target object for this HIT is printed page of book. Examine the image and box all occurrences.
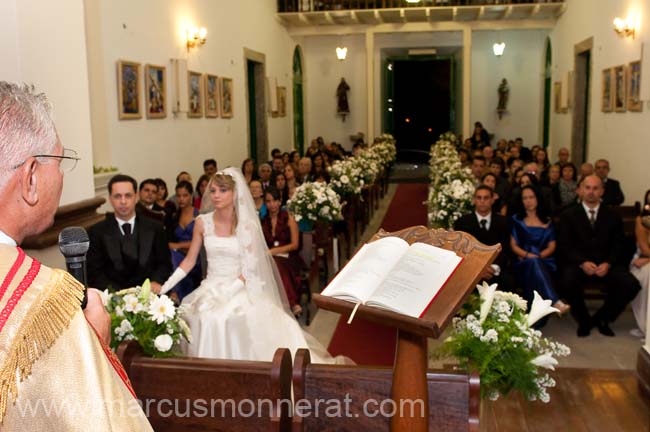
[366,243,462,317]
[321,236,410,303]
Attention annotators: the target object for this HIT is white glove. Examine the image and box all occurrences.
[160,267,187,295]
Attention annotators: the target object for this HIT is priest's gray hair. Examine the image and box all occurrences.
[0,82,57,191]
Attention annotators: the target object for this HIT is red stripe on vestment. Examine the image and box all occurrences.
[0,257,41,332]
[0,247,26,304]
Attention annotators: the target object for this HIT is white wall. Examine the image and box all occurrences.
[0,0,95,206]
[91,0,296,189]
[549,0,649,207]
[471,29,549,147]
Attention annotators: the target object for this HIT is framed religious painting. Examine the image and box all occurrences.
[187,71,203,118]
[117,60,142,119]
[277,86,287,117]
[204,74,219,118]
[144,64,166,119]
[601,68,613,112]
[219,77,233,118]
[613,65,626,112]
[627,60,642,112]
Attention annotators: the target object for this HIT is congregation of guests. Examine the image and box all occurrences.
[456,122,645,338]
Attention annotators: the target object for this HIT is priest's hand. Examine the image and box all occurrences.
[84,288,111,345]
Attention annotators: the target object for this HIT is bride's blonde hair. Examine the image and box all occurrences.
[210,172,237,234]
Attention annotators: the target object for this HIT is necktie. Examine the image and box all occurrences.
[588,209,596,227]
[480,219,488,231]
[123,222,132,236]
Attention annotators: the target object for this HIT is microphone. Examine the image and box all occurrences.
[58,227,90,309]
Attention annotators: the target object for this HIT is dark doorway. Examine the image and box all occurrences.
[572,39,592,164]
[391,59,452,160]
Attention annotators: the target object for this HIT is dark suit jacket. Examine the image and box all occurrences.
[453,212,510,268]
[87,213,171,290]
[602,178,625,206]
[557,204,625,267]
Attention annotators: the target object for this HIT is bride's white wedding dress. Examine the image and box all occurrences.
[180,212,339,363]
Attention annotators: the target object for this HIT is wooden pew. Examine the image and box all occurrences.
[117,341,293,432]
[292,349,480,432]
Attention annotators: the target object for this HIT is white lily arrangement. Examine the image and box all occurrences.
[435,283,571,402]
[286,181,344,223]
[427,133,475,229]
[103,279,192,357]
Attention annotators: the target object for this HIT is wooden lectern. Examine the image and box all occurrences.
[314,226,501,432]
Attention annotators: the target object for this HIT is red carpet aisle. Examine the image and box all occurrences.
[327,183,430,365]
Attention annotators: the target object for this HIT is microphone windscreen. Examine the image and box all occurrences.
[58,227,90,257]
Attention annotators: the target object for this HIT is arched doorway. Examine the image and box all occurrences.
[542,38,552,149]
[292,46,305,155]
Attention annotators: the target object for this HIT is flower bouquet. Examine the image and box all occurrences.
[328,158,365,196]
[434,283,571,402]
[287,181,344,223]
[352,150,382,185]
[368,134,397,166]
[103,279,192,357]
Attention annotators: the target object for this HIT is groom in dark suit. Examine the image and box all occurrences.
[557,175,640,337]
[88,174,171,292]
[454,185,515,293]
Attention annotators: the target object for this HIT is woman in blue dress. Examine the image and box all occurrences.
[510,185,570,315]
[166,180,202,302]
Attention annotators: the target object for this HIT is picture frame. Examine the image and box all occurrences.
[277,86,287,117]
[601,68,613,112]
[613,64,626,112]
[188,71,203,118]
[553,81,562,114]
[117,60,142,120]
[144,64,166,119]
[219,77,233,118]
[627,60,642,112]
[204,74,219,118]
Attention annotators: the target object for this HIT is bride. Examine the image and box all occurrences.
[159,167,342,363]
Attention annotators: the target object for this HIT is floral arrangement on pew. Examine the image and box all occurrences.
[101,279,192,357]
[369,133,397,166]
[352,150,382,185]
[328,158,365,196]
[434,283,571,402]
[426,132,475,229]
[287,181,344,224]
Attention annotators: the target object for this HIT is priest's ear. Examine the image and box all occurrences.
[18,157,40,206]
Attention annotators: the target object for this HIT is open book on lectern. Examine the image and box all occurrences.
[321,236,463,319]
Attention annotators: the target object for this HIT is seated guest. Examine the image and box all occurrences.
[258,163,273,190]
[272,155,285,175]
[544,163,561,187]
[459,148,471,168]
[249,180,267,219]
[168,171,193,208]
[282,152,290,167]
[272,172,289,207]
[470,121,490,149]
[306,139,320,158]
[482,173,506,215]
[262,187,305,318]
[269,147,282,163]
[578,162,594,181]
[298,157,313,183]
[311,152,328,182]
[471,156,486,186]
[454,186,515,293]
[203,158,217,178]
[137,178,165,221]
[629,190,650,336]
[488,157,511,204]
[166,181,201,302]
[595,158,624,205]
[290,150,301,167]
[556,147,570,164]
[284,164,299,200]
[193,174,210,211]
[154,177,176,217]
[482,145,494,163]
[88,174,171,292]
[241,157,257,184]
[510,185,569,315]
[557,175,641,337]
[552,162,578,211]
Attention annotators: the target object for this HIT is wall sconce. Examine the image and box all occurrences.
[613,16,636,38]
[187,26,207,52]
[493,42,505,57]
[336,46,348,61]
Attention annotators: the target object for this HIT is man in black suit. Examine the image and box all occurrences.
[454,185,515,293]
[88,174,171,292]
[557,175,640,337]
[594,159,624,205]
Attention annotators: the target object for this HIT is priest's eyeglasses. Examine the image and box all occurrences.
[11,148,80,173]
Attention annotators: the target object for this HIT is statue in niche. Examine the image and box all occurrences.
[497,78,509,119]
[336,77,350,121]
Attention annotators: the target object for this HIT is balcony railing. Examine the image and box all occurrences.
[278,0,564,13]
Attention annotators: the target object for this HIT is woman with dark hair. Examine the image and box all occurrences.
[629,189,650,336]
[536,148,551,183]
[154,178,176,216]
[553,162,578,210]
[241,158,257,184]
[193,174,210,211]
[311,152,330,183]
[272,172,289,207]
[290,150,300,167]
[262,187,305,318]
[481,172,506,215]
[470,121,490,149]
[284,164,299,200]
[166,181,202,302]
[510,185,569,316]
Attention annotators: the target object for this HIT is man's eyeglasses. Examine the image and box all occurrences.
[12,148,80,173]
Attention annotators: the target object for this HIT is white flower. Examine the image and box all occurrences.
[527,291,559,327]
[114,319,133,338]
[340,175,349,184]
[148,295,176,324]
[530,353,558,370]
[477,282,498,324]
[480,328,499,343]
[115,305,124,317]
[122,294,144,313]
[99,289,111,307]
[154,334,173,352]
